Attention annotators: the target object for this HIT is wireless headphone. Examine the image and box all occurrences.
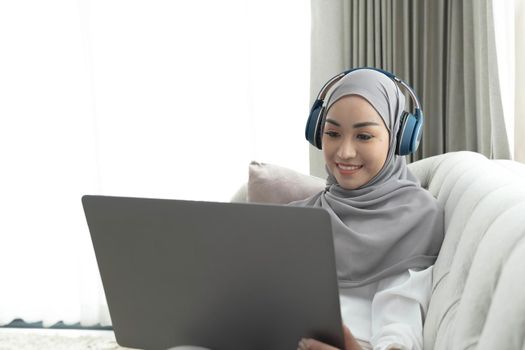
[305,67,424,156]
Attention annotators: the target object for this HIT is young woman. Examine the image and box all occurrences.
[293,68,445,350]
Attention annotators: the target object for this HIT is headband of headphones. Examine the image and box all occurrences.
[305,67,424,156]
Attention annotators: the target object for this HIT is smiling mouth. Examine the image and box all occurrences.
[336,163,363,171]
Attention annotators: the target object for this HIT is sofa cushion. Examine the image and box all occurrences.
[246,161,325,204]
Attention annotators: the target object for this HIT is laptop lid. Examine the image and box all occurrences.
[82,195,344,350]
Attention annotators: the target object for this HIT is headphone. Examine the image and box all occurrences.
[305,67,424,156]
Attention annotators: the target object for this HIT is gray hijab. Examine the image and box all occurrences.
[291,69,444,288]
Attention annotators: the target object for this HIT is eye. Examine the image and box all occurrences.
[357,134,373,141]
[324,131,340,138]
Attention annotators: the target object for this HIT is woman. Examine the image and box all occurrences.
[292,68,445,350]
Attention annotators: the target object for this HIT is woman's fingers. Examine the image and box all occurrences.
[297,325,363,350]
[297,338,339,350]
[342,325,363,350]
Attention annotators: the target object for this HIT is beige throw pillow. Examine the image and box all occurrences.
[247,161,325,204]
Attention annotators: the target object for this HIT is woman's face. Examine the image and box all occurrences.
[322,95,390,190]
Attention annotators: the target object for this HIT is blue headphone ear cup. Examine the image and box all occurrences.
[396,112,418,155]
[305,100,325,149]
[412,112,424,152]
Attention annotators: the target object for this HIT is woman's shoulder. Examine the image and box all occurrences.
[394,182,443,215]
[287,190,325,207]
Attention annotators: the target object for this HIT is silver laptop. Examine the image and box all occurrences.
[82,195,344,350]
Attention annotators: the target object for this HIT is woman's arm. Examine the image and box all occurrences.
[300,267,432,350]
[370,267,433,350]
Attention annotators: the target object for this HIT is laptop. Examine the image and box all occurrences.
[82,195,344,350]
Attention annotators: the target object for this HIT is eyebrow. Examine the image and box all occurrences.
[325,118,381,128]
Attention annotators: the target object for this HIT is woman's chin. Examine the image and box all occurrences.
[334,174,365,190]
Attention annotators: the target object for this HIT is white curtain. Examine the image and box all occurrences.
[0,0,310,327]
[493,0,525,163]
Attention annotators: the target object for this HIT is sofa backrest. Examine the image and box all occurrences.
[408,151,525,350]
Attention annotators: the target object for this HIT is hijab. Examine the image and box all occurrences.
[291,69,444,288]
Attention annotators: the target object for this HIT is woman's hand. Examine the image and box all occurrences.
[297,325,363,350]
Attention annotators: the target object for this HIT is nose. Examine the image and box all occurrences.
[336,137,357,160]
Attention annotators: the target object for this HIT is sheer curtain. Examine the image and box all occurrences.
[0,0,310,326]
[493,0,525,163]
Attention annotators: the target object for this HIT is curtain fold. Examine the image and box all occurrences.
[516,0,525,162]
[493,0,525,163]
[310,0,510,177]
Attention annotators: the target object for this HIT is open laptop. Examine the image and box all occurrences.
[82,195,344,350]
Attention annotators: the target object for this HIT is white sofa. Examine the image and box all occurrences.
[234,151,525,350]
